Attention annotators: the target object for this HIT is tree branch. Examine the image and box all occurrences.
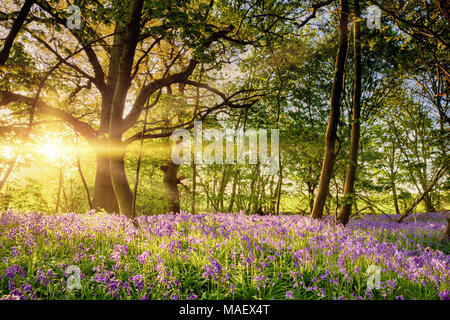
[0,0,36,65]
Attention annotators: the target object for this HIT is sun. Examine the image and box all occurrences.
[1,145,15,159]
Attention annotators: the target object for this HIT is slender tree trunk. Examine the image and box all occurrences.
[275,174,282,214]
[191,160,197,214]
[0,152,19,192]
[131,90,155,217]
[70,177,74,212]
[75,134,93,210]
[248,163,259,213]
[218,166,229,212]
[307,181,315,212]
[62,185,68,212]
[273,56,283,215]
[268,174,275,213]
[311,0,349,219]
[228,170,238,213]
[337,0,361,225]
[391,177,400,215]
[212,179,217,212]
[76,152,93,210]
[388,146,400,215]
[191,71,202,215]
[55,158,63,212]
[161,161,181,213]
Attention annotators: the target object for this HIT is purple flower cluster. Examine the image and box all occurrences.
[5,265,25,280]
[202,258,223,281]
[0,210,448,300]
[36,268,56,286]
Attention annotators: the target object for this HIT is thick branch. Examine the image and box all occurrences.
[0,91,97,143]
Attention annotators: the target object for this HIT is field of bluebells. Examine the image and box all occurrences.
[0,210,448,300]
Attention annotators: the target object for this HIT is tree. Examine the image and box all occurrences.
[337,0,362,225]
[0,0,262,217]
[311,0,349,220]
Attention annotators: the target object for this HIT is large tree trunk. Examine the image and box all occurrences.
[311,0,349,219]
[161,161,181,213]
[337,0,362,225]
[93,152,120,213]
[107,0,144,218]
[109,148,134,217]
[91,26,121,214]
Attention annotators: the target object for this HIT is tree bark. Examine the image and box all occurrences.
[337,0,361,225]
[311,0,349,219]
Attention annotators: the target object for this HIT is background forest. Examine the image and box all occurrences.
[0,0,448,221]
